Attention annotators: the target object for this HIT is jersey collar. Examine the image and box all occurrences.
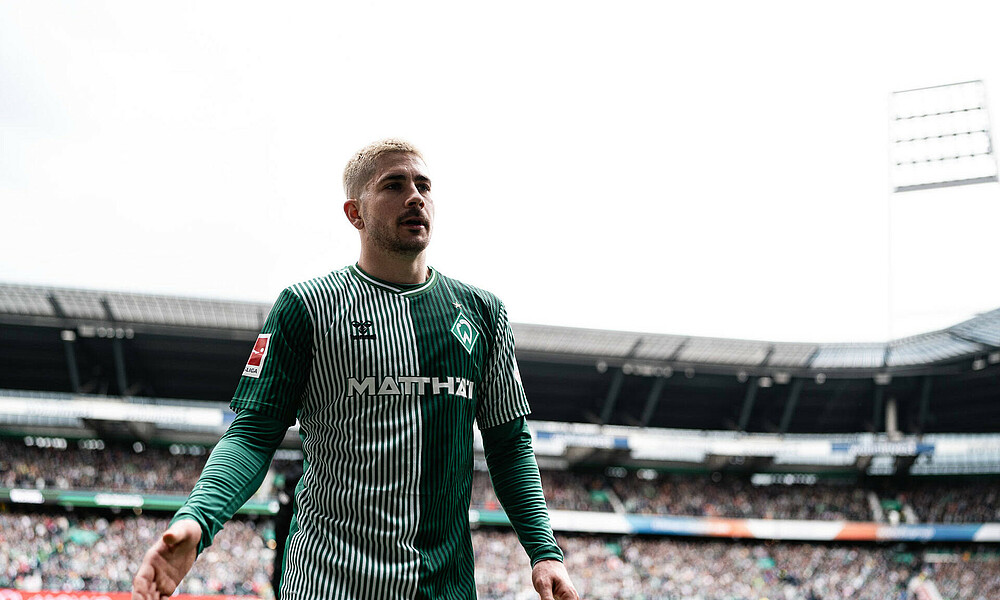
[349,263,439,298]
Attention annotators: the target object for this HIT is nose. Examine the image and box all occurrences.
[404,182,424,207]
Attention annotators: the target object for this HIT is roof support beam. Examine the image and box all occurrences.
[62,332,81,393]
[917,376,933,433]
[599,369,625,425]
[872,386,885,433]
[778,378,805,434]
[112,337,128,396]
[640,377,667,427]
[47,294,68,319]
[737,377,758,432]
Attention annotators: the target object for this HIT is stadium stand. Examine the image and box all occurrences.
[898,479,1000,524]
[1,437,207,494]
[607,471,873,522]
[3,282,1000,598]
[7,509,1000,599]
[9,434,1000,527]
[0,512,274,597]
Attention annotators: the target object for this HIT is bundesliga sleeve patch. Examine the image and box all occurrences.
[243,333,271,378]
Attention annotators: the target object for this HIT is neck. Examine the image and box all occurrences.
[357,247,429,285]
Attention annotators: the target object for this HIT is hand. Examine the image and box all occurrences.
[131,519,202,600]
[531,559,580,600]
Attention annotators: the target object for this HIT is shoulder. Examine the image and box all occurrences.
[270,267,354,326]
[286,267,353,299]
[437,271,504,313]
[280,267,355,308]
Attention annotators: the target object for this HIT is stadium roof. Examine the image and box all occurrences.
[2,282,998,434]
[1,282,996,373]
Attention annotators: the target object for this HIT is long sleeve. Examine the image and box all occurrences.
[171,408,288,554]
[481,416,564,566]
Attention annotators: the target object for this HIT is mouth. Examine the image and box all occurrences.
[399,216,429,230]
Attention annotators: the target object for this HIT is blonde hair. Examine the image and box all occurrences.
[343,138,425,199]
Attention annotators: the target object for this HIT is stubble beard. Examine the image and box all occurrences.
[366,220,431,257]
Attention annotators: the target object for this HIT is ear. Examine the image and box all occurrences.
[344,199,364,230]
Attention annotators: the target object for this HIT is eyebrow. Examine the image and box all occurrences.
[378,173,431,185]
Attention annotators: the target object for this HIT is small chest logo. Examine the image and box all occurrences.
[450,310,479,355]
[243,333,271,378]
[351,320,376,340]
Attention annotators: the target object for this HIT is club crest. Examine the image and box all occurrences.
[450,310,478,354]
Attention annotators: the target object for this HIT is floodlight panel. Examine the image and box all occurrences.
[893,110,987,141]
[893,81,981,118]
[893,131,991,164]
[890,80,998,192]
[893,154,996,190]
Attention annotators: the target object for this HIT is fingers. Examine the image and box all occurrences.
[132,547,170,600]
[536,580,580,600]
[532,560,580,600]
[131,573,149,600]
[536,586,556,600]
[546,578,580,600]
[132,522,201,600]
[554,582,580,600]
[132,560,158,600]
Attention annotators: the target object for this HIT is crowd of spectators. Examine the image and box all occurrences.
[4,510,1000,599]
[473,530,1000,600]
[930,554,1000,600]
[0,512,274,597]
[609,472,873,521]
[0,438,205,493]
[6,437,1000,525]
[896,479,1000,524]
[472,470,614,513]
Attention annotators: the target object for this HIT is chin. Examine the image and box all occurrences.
[393,239,431,254]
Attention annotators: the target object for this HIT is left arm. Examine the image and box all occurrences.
[477,296,579,599]
[482,416,579,600]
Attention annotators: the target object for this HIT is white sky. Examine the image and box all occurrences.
[2,1,999,343]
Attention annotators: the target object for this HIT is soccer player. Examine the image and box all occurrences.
[131,139,579,600]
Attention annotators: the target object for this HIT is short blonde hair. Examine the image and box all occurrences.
[343,138,425,199]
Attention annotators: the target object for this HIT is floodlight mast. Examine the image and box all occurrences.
[889,80,999,192]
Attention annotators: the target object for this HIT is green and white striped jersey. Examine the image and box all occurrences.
[232,264,532,600]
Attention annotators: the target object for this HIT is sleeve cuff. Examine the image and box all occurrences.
[530,548,565,567]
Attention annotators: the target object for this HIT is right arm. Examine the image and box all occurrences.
[171,408,289,553]
[132,409,287,600]
[132,287,314,599]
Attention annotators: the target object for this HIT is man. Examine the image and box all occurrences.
[131,139,579,600]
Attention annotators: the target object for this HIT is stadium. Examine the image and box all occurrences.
[6,4,1000,600]
[2,281,999,599]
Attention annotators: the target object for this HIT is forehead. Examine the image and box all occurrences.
[371,152,429,181]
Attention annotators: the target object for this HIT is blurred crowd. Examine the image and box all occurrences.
[0,512,274,597]
[472,470,614,513]
[898,479,1000,524]
[609,472,872,521]
[474,530,1000,600]
[930,555,1000,600]
[3,510,999,599]
[0,438,204,493]
[5,437,1000,524]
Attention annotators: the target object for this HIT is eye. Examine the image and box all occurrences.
[418,183,431,193]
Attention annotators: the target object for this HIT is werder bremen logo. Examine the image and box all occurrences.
[450,310,479,354]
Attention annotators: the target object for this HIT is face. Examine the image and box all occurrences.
[350,152,434,256]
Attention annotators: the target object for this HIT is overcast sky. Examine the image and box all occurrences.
[2,1,999,343]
